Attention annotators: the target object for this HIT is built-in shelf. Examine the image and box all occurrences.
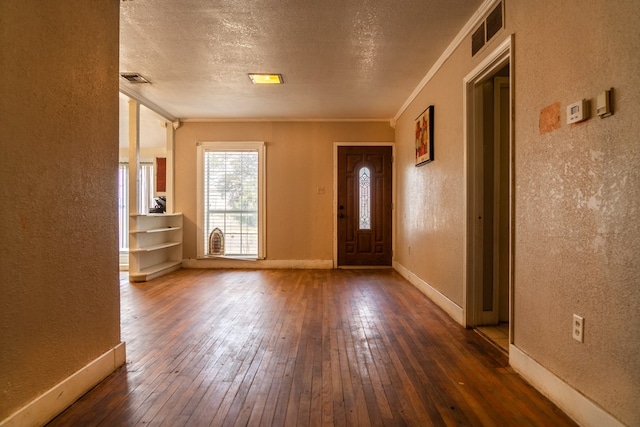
[129,213,183,282]
[128,260,182,282]
[129,241,181,253]
[130,226,182,234]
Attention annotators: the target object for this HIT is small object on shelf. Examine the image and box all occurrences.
[149,196,166,213]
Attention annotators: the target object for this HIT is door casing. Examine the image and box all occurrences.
[462,36,514,335]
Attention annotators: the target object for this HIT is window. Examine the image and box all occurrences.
[117,162,155,251]
[197,141,266,258]
[118,164,129,250]
[359,166,371,230]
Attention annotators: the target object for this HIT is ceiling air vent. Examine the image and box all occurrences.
[120,73,150,84]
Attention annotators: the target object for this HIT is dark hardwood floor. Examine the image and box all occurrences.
[47,269,576,426]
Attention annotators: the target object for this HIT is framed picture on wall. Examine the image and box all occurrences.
[415,105,434,166]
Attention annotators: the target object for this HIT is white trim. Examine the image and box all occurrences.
[463,37,512,86]
[394,0,502,121]
[462,35,513,328]
[393,261,464,325]
[196,141,266,259]
[196,140,266,150]
[333,142,396,268]
[0,342,126,427]
[182,258,333,269]
[119,87,176,122]
[182,118,391,123]
[119,250,129,271]
[510,345,625,427]
[165,122,176,213]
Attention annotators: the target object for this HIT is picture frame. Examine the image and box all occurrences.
[415,105,434,166]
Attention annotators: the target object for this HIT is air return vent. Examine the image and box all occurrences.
[486,2,503,41]
[471,24,485,56]
[120,73,150,84]
[471,1,504,57]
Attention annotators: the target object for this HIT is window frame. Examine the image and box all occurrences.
[118,161,155,251]
[196,141,266,259]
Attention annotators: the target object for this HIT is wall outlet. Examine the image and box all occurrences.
[572,314,584,343]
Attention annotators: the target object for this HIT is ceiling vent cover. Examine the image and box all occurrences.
[120,73,150,84]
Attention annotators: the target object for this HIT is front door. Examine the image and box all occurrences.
[337,146,393,266]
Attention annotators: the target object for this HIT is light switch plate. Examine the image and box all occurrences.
[597,89,612,118]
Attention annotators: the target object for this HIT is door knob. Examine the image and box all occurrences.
[338,213,345,218]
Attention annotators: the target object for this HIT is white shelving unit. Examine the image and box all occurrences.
[129,213,183,282]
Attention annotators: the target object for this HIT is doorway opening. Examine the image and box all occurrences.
[464,37,513,353]
[118,93,175,274]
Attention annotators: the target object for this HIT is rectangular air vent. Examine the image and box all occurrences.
[120,73,150,84]
[472,24,485,56]
[472,1,504,57]
[486,2,503,41]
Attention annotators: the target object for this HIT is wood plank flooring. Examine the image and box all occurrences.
[47,269,576,426]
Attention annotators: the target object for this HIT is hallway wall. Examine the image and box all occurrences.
[393,1,640,425]
[0,1,122,421]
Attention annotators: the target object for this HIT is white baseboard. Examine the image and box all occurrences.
[182,258,334,269]
[119,251,129,271]
[0,342,126,427]
[393,260,464,325]
[509,345,624,427]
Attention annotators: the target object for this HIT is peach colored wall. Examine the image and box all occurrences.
[0,1,121,420]
[174,121,394,261]
[394,1,640,425]
[394,49,468,305]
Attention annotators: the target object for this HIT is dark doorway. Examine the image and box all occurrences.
[467,59,511,353]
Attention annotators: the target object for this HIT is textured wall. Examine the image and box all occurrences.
[511,2,640,425]
[394,47,468,306]
[394,1,640,425]
[174,121,394,260]
[0,1,121,419]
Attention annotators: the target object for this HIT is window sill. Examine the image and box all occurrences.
[198,255,259,261]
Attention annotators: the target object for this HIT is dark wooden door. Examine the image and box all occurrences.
[337,146,393,266]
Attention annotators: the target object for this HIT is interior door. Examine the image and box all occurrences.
[494,76,510,324]
[337,146,392,266]
[473,70,510,326]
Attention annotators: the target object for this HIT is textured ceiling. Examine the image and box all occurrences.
[119,0,483,121]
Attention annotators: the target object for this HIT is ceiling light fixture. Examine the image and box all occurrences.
[248,73,284,85]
